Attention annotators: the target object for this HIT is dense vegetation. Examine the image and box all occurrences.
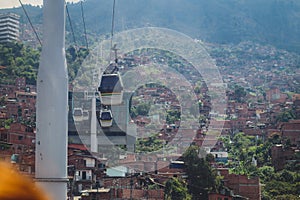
[135,133,164,153]
[0,42,39,85]
[164,145,222,200]
[221,133,300,200]
[164,177,191,200]
[130,102,151,118]
[2,0,300,52]
[0,42,89,85]
[182,145,221,200]
[65,46,89,82]
[164,134,300,200]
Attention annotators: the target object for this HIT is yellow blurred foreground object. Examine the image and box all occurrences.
[0,162,50,200]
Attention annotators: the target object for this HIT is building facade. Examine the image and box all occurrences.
[0,13,20,43]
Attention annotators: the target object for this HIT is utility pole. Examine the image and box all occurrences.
[35,0,68,199]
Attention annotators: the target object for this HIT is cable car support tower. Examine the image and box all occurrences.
[35,0,68,199]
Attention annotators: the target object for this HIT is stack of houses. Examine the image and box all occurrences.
[1,72,300,199]
[1,37,299,199]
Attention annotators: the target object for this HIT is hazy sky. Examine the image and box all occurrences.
[0,0,81,9]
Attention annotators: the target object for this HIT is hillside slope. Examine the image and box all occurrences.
[1,0,300,52]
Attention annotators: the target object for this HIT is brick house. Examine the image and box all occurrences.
[293,99,300,119]
[209,193,233,200]
[7,123,35,147]
[15,91,37,120]
[218,168,261,200]
[68,144,106,195]
[271,144,296,171]
[279,120,300,146]
[102,176,164,200]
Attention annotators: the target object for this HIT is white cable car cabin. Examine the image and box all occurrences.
[82,110,89,121]
[98,73,123,105]
[99,109,113,127]
[73,107,83,122]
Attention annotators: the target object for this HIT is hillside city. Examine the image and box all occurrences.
[0,7,300,200]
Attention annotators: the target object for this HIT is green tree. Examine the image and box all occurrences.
[2,119,13,129]
[135,133,163,153]
[135,102,151,116]
[256,166,275,183]
[232,84,247,103]
[0,42,89,85]
[66,46,89,81]
[166,109,180,124]
[276,109,296,123]
[273,194,300,200]
[264,180,297,197]
[0,96,5,107]
[182,145,220,200]
[164,178,191,200]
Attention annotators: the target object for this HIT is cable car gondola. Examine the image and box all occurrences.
[73,107,83,122]
[82,110,89,121]
[99,109,113,127]
[98,72,123,105]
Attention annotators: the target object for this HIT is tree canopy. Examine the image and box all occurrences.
[182,145,220,200]
[164,177,191,200]
[0,42,89,85]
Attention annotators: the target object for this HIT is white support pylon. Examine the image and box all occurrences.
[35,0,68,199]
[91,95,98,152]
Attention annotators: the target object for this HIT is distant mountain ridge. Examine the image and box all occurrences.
[1,0,300,53]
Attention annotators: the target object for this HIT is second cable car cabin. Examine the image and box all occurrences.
[73,107,83,122]
[98,73,123,105]
[99,109,113,127]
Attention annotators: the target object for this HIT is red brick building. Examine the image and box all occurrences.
[271,144,296,171]
[68,144,106,195]
[15,91,37,120]
[280,120,300,146]
[7,123,35,147]
[209,193,233,200]
[219,168,261,200]
[118,188,164,200]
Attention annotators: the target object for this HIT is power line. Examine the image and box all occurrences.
[66,3,77,47]
[18,0,42,46]
[109,0,117,63]
[80,1,89,51]
[110,0,116,50]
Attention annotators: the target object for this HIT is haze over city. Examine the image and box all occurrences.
[0,0,80,9]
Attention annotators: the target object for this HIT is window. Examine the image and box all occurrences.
[82,171,87,180]
[98,163,105,169]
